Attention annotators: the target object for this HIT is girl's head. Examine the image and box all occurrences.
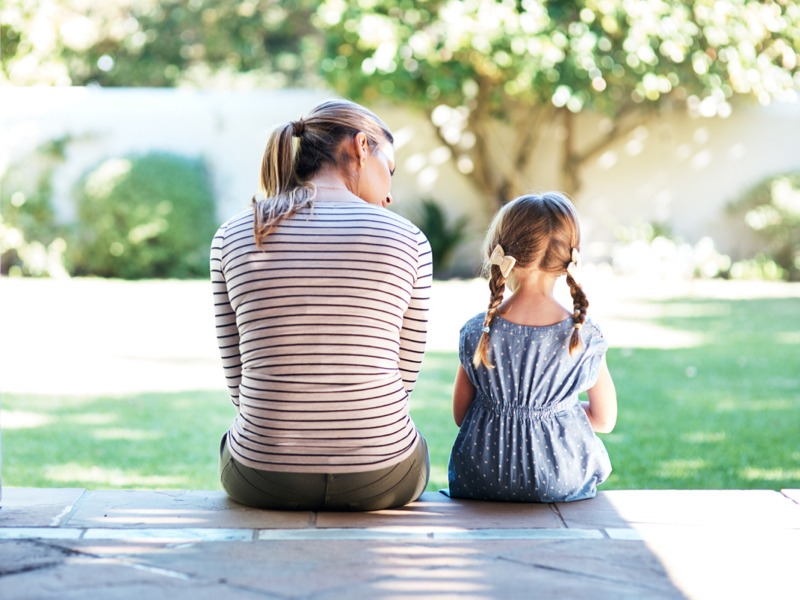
[473,192,589,368]
[253,99,395,244]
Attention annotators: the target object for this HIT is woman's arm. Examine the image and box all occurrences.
[398,233,432,396]
[453,365,476,427]
[210,225,242,408]
[582,356,617,433]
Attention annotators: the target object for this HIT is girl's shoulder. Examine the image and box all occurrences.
[460,312,488,336]
[583,318,606,342]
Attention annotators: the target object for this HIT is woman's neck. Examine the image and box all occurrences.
[308,170,352,194]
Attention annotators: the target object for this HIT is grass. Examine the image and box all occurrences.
[2,296,799,492]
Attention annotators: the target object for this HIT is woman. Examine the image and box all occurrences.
[211,99,432,511]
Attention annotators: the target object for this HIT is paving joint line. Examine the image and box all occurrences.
[53,489,90,527]
[0,526,659,543]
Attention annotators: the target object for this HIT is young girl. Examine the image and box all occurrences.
[448,192,617,503]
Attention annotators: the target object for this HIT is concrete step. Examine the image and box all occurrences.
[1,488,798,599]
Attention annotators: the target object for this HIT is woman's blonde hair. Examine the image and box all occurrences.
[252,99,394,246]
[473,192,588,368]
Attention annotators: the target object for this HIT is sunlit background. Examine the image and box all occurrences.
[1,0,799,492]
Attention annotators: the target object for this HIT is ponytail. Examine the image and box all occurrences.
[252,121,316,248]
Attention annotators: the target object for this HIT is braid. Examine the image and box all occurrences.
[566,272,589,356]
[472,266,507,369]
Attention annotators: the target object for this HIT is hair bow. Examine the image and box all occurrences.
[490,244,517,278]
[567,247,580,278]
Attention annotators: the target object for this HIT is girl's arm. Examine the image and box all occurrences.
[453,365,476,427]
[582,356,617,433]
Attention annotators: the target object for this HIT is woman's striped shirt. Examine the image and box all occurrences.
[210,199,432,473]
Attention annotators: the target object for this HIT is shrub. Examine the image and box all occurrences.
[728,172,800,281]
[611,223,731,279]
[410,198,469,277]
[0,141,69,277]
[68,153,217,279]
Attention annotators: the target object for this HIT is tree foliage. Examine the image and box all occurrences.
[0,0,317,87]
[3,0,799,207]
[314,0,800,204]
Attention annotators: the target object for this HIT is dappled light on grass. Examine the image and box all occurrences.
[715,398,795,412]
[741,467,800,482]
[3,390,232,490]
[43,463,190,488]
[2,410,54,429]
[657,459,707,480]
[604,296,799,490]
[682,431,726,444]
[93,428,161,441]
[777,332,800,344]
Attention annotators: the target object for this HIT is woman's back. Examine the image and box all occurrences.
[212,200,432,473]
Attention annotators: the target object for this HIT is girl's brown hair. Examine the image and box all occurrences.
[252,99,394,246]
[473,192,588,368]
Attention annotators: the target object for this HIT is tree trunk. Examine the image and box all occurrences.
[560,110,582,198]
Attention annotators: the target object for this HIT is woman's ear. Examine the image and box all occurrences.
[353,132,369,166]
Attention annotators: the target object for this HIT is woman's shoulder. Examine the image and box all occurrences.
[220,208,253,228]
[215,209,253,237]
[313,203,426,240]
[373,206,427,238]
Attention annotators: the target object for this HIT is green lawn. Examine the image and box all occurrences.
[2,296,798,492]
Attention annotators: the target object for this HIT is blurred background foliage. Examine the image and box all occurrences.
[3,0,798,204]
[727,172,800,281]
[1,0,799,279]
[67,153,217,279]
[0,140,69,277]
[1,149,217,279]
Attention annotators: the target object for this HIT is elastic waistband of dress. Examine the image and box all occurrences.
[476,396,577,420]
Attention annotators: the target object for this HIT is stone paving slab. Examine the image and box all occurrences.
[63,489,312,530]
[315,491,563,529]
[0,488,85,527]
[2,488,800,599]
[34,538,684,599]
[556,489,800,530]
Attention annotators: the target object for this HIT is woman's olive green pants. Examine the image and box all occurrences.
[219,432,430,511]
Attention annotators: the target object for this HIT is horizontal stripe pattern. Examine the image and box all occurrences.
[211,201,432,472]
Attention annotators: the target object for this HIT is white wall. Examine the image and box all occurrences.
[578,99,800,261]
[2,87,798,271]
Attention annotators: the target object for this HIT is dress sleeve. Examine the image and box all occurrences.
[210,222,242,407]
[577,321,609,393]
[398,229,432,395]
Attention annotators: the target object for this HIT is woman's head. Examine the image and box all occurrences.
[473,192,589,368]
[254,99,396,243]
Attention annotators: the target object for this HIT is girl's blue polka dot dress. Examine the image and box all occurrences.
[448,313,612,503]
